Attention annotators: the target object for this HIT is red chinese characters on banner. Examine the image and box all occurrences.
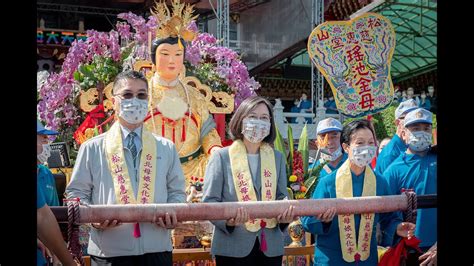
[265,189,272,200]
[361,242,369,252]
[114,165,123,174]
[355,61,369,76]
[346,239,355,248]
[238,179,249,187]
[346,46,365,63]
[112,154,121,164]
[119,184,127,195]
[347,44,374,110]
[141,190,150,198]
[356,77,371,93]
[359,94,375,109]
[121,195,130,204]
[307,13,396,117]
[332,36,344,49]
[241,194,251,201]
[237,172,252,202]
[368,17,382,29]
[360,30,373,42]
[355,21,365,29]
[317,30,330,41]
[144,175,151,183]
[346,32,358,44]
[139,155,154,204]
[343,215,351,224]
[363,231,370,242]
[117,174,125,184]
[265,179,272,188]
[364,222,372,231]
[263,169,271,178]
[348,246,355,255]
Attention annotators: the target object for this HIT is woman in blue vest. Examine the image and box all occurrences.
[301,119,415,265]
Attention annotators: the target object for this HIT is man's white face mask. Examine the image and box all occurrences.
[320,146,342,162]
[117,97,149,124]
[407,131,432,152]
[37,143,51,164]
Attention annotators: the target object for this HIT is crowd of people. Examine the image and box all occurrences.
[36,1,437,265]
[37,78,437,265]
[394,85,437,113]
[36,31,437,266]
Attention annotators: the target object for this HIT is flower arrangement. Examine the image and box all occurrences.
[274,124,326,199]
[37,29,125,154]
[37,9,259,152]
[288,150,307,199]
[184,25,259,107]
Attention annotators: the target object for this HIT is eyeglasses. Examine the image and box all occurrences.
[114,92,148,100]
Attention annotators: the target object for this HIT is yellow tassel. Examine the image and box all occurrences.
[178,37,184,50]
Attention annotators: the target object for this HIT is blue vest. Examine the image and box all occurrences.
[383,153,437,248]
[375,135,407,177]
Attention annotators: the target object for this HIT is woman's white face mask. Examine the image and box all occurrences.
[242,118,271,144]
[350,145,377,167]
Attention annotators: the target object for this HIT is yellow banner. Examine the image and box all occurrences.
[229,140,277,231]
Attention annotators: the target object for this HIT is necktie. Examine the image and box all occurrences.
[127,132,138,167]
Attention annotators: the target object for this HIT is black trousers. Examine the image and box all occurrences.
[215,238,283,266]
[91,251,172,266]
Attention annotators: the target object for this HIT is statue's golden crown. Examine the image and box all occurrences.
[151,0,198,42]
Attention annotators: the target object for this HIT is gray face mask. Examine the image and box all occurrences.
[350,145,377,167]
[241,118,271,143]
[37,143,51,164]
[407,131,432,152]
[320,146,342,162]
[118,97,149,124]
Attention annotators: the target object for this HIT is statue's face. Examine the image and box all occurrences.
[155,43,184,80]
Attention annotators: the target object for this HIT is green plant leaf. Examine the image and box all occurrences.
[297,124,309,176]
[73,71,82,82]
[288,125,294,175]
[287,187,294,200]
[303,175,317,198]
[303,161,327,199]
[274,126,288,171]
[79,64,94,78]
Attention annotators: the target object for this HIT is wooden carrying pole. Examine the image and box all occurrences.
[52,194,437,223]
